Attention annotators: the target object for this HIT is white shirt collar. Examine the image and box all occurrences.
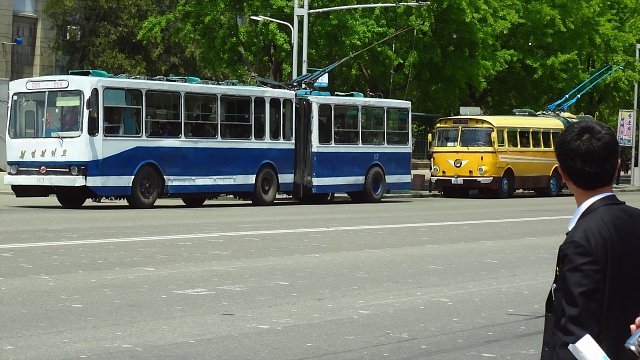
[567,192,614,231]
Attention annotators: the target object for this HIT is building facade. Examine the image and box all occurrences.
[1,0,57,170]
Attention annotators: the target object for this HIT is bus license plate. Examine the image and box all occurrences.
[452,178,463,185]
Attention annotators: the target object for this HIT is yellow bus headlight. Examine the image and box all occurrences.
[477,166,487,175]
[431,166,440,175]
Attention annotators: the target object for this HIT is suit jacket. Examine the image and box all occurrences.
[541,195,640,360]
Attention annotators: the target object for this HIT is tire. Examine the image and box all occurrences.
[252,167,278,205]
[128,166,162,209]
[496,173,514,199]
[540,170,561,197]
[363,167,386,203]
[56,190,86,209]
[181,196,206,207]
[301,193,332,204]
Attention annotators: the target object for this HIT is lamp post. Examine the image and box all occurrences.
[293,1,430,75]
[250,16,297,80]
[632,43,640,186]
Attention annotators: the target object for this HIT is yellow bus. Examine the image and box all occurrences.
[430,114,571,198]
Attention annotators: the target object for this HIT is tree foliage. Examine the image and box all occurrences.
[44,0,640,127]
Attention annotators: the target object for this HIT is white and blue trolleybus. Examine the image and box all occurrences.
[5,70,412,208]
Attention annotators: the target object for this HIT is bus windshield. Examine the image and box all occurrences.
[460,128,493,147]
[9,90,83,138]
[435,128,459,147]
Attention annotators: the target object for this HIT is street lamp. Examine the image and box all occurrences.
[250,15,297,80]
[293,1,430,75]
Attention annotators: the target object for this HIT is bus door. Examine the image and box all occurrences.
[293,98,313,199]
[495,127,508,172]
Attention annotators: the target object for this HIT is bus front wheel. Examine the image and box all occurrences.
[252,167,278,205]
[128,166,162,209]
[56,189,86,209]
[496,173,514,199]
[363,167,386,203]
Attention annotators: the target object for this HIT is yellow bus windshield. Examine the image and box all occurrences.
[435,127,493,147]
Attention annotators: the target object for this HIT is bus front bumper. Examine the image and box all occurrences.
[431,176,496,190]
[4,175,87,187]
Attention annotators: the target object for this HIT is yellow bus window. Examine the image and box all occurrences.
[518,130,530,148]
[542,131,552,148]
[507,129,518,147]
[497,129,505,147]
[531,130,542,148]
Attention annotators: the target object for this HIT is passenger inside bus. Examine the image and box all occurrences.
[60,107,80,131]
[104,107,122,135]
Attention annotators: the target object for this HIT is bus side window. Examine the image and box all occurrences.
[104,88,142,137]
[220,95,251,140]
[496,129,505,147]
[269,98,281,140]
[531,130,542,148]
[551,131,560,148]
[518,129,530,148]
[283,99,294,141]
[254,97,266,140]
[318,104,332,144]
[542,131,552,148]
[507,129,518,147]
[362,107,385,145]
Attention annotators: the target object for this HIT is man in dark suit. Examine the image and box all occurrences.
[541,119,640,359]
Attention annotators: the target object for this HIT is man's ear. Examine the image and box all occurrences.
[557,166,569,185]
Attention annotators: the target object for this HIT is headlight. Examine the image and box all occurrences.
[70,165,80,176]
[431,166,440,175]
[477,166,487,175]
[8,165,18,175]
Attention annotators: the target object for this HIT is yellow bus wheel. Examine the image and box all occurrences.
[496,173,514,199]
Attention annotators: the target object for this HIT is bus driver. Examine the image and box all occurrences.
[60,107,80,131]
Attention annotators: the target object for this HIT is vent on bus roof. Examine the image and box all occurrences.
[69,69,113,78]
[513,108,538,117]
[335,92,364,98]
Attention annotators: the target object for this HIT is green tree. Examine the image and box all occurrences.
[44,0,189,76]
[45,0,640,126]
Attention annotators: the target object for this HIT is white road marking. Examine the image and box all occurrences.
[0,216,569,249]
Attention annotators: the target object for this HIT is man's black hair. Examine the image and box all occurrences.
[554,119,619,190]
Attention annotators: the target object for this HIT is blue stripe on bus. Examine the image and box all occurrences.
[311,150,411,177]
[91,146,295,177]
[8,147,411,195]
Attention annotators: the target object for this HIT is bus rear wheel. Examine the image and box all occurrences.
[128,166,162,209]
[252,167,278,205]
[56,190,86,209]
[537,170,561,197]
[363,167,386,203]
